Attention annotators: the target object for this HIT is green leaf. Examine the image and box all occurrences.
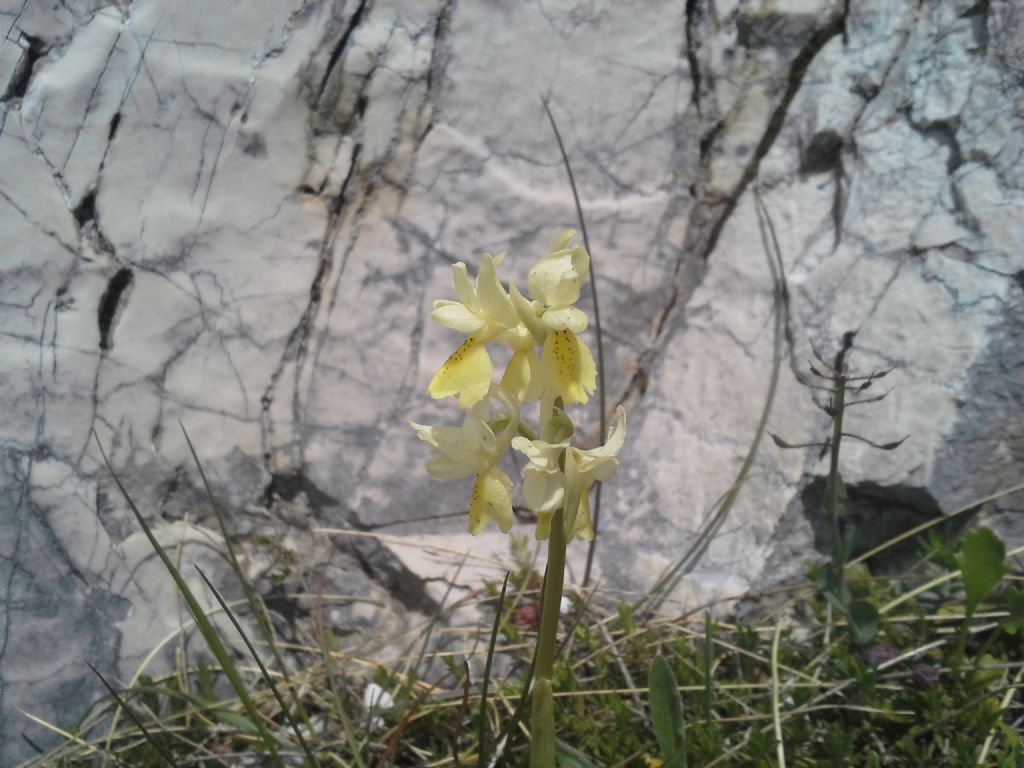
[478,573,509,768]
[968,653,1002,691]
[195,656,216,703]
[817,562,851,614]
[1001,588,1024,635]
[838,526,859,563]
[702,614,714,722]
[847,600,880,645]
[210,709,260,735]
[648,655,685,764]
[555,739,600,768]
[958,527,1006,612]
[618,603,636,635]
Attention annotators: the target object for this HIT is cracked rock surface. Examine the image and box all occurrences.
[1,0,1022,760]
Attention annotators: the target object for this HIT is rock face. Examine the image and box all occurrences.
[1,0,1022,761]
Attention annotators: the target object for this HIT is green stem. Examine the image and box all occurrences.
[530,502,570,768]
[535,507,568,680]
[518,421,538,441]
[829,376,846,567]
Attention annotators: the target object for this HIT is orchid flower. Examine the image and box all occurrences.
[525,231,597,405]
[428,254,520,407]
[409,388,519,534]
[512,405,626,541]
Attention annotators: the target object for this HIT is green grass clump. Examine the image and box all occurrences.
[23,484,1024,766]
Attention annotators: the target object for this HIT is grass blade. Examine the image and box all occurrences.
[86,664,179,768]
[770,624,786,768]
[702,613,714,722]
[478,573,510,766]
[194,565,321,767]
[555,738,600,767]
[494,562,545,767]
[91,431,285,767]
[178,423,316,733]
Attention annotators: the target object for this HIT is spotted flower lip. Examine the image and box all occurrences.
[499,328,543,402]
[541,328,597,406]
[519,231,596,405]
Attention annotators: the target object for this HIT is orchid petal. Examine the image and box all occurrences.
[476,254,519,329]
[521,463,565,514]
[462,410,497,454]
[510,282,547,344]
[540,306,588,333]
[501,347,543,403]
[431,301,486,333]
[550,229,576,251]
[452,262,477,309]
[572,489,595,541]
[588,406,627,457]
[425,453,478,479]
[571,407,627,482]
[512,436,564,470]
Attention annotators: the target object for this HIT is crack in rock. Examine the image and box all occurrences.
[619,5,849,410]
[72,189,114,256]
[700,8,847,264]
[684,0,702,111]
[801,479,949,573]
[316,0,372,112]
[2,32,46,102]
[96,267,133,352]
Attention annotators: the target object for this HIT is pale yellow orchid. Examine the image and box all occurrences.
[512,405,626,541]
[428,254,520,408]
[510,434,569,539]
[525,231,597,406]
[527,230,590,333]
[410,389,519,534]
